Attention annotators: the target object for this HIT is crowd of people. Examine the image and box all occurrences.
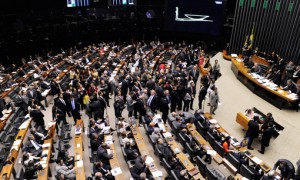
[1,40,299,179]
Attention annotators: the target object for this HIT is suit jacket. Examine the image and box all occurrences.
[148,95,159,110]
[27,89,37,101]
[198,86,207,101]
[189,69,200,81]
[66,99,80,112]
[209,91,219,106]
[97,146,113,161]
[247,120,259,138]
[126,96,135,111]
[55,98,67,113]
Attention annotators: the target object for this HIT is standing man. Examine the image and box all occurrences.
[246,116,259,150]
[209,87,220,115]
[147,90,158,113]
[258,122,274,154]
[189,65,200,85]
[198,83,207,110]
[67,95,81,125]
[160,90,170,124]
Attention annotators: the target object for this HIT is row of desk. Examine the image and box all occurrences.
[131,127,164,179]
[74,119,86,180]
[0,116,33,179]
[231,58,298,109]
[37,123,56,180]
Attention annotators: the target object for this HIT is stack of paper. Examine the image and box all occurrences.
[145,156,154,165]
[111,167,122,176]
[152,171,163,177]
[251,156,263,164]
[207,150,217,156]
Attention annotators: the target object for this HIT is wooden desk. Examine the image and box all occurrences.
[236,112,250,130]
[251,55,270,67]
[234,173,244,180]
[0,164,14,180]
[231,58,297,109]
[1,84,18,98]
[104,135,122,180]
[162,130,203,179]
[74,119,86,180]
[131,127,163,179]
[0,111,13,131]
[187,124,223,165]
[37,124,56,180]
[222,50,232,61]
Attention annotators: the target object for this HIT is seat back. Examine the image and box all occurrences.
[196,156,207,177]
[214,141,225,157]
[154,144,163,160]
[170,170,180,180]
[178,133,186,146]
[185,142,194,159]
[206,132,215,148]
[121,147,127,161]
[226,152,241,170]
[195,121,204,135]
[240,164,255,180]
[206,168,218,180]
[162,158,171,174]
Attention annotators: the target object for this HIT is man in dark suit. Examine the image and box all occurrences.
[147,90,158,113]
[30,105,45,129]
[198,83,207,110]
[67,95,81,125]
[273,159,295,180]
[97,143,113,163]
[246,116,259,150]
[27,86,37,106]
[160,90,170,124]
[90,98,105,120]
[186,81,196,110]
[189,65,200,84]
[121,78,129,103]
[258,122,274,154]
[55,93,67,114]
[22,134,42,156]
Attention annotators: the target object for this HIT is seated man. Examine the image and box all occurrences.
[23,160,43,179]
[282,79,297,93]
[55,159,76,180]
[91,133,102,152]
[273,159,295,180]
[157,138,173,159]
[251,63,262,75]
[173,116,185,129]
[22,134,43,156]
[150,127,164,143]
[190,141,212,164]
[131,155,148,179]
[124,142,138,161]
[147,122,156,135]
[93,161,114,180]
[97,143,113,163]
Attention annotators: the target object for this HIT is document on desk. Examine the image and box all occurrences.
[42,143,51,148]
[251,156,263,164]
[19,120,30,129]
[111,167,122,176]
[163,132,172,138]
[152,170,163,177]
[207,150,217,156]
[145,156,154,165]
[76,160,83,167]
[209,119,218,124]
[42,150,49,156]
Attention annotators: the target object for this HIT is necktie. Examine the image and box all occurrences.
[72,100,75,110]
[147,96,153,106]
